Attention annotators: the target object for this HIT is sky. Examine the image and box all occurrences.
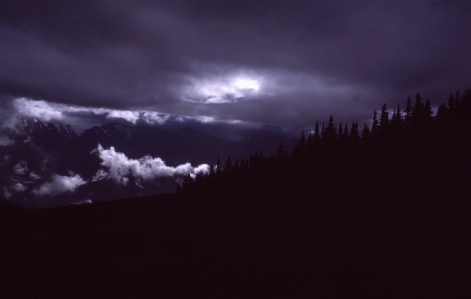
[1,0,471,131]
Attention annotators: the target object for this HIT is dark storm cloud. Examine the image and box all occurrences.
[1,0,470,128]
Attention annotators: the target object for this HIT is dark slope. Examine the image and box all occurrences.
[2,185,470,298]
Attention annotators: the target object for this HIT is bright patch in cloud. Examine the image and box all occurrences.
[233,78,260,90]
[92,144,209,185]
[185,73,265,104]
[33,174,86,196]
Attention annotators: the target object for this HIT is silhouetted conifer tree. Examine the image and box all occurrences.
[447,93,455,111]
[321,122,326,140]
[372,110,379,133]
[225,156,232,171]
[455,90,461,107]
[391,105,402,127]
[216,158,221,173]
[412,93,425,122]
[325,115,337,144]
[404,96,413,124]
[424,99,433,120]
[361,124,370,142]
[277,144,284,159]
[210,163,215,176]
[435,103,448,121]
[307,132,315,152]
[299,130,306,152]
[337,123,344,140]
[379,104,389,129]
[350,122,360,145]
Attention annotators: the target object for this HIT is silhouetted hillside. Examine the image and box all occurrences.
[178,89,471,200]
[172,88,470,297]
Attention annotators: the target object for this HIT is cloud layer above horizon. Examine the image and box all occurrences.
[1,0,470,128]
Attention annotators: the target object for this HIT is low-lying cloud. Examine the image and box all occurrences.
[92,144,210,185]
[33,174,86,197]
[6,97,247,131]
[13,160,28,175]
[0,134,14,146]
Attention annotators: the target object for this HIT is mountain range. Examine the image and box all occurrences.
[0,120,297,207]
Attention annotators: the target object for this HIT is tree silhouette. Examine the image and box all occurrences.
[372,110,379,133]
[404,96,413,124]
[379,104,389,130]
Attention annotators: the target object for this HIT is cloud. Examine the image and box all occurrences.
[13,98,64,122]
[9,97,234,128]
[3,187,11,199]
[29,172,41,180]
[13,161,28,175]
[0,134,14,146]
[107,110,139,124]
[9,98,159,128]
[11,182,26,192]
[142,112,170,125]
[92,144,209,185]
[33,174,86,197]
[191,164,210,179]
[70,199,92,205]
[183,73,266,104]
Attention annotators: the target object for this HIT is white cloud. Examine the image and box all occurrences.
[13,161,28,175]
[142,111,170,125]
[12,98,142,125]
[107,110,140,124]
[91,169,107,182]
[40,158,49,172]
[29,172,41,180]
[23,136,33,144]
[13,98,64,121]
[195,116,215,123]
[10,97,250,130]
[0,135,14,146]
[192,164,210,176]
[184,73,266,104]
[11,183,27,192]
[3,187,12,199]
[33,174,86,196]
[70,199,92,205]
[92,144,209,185]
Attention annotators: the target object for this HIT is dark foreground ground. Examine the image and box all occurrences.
[1,188,470,299]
